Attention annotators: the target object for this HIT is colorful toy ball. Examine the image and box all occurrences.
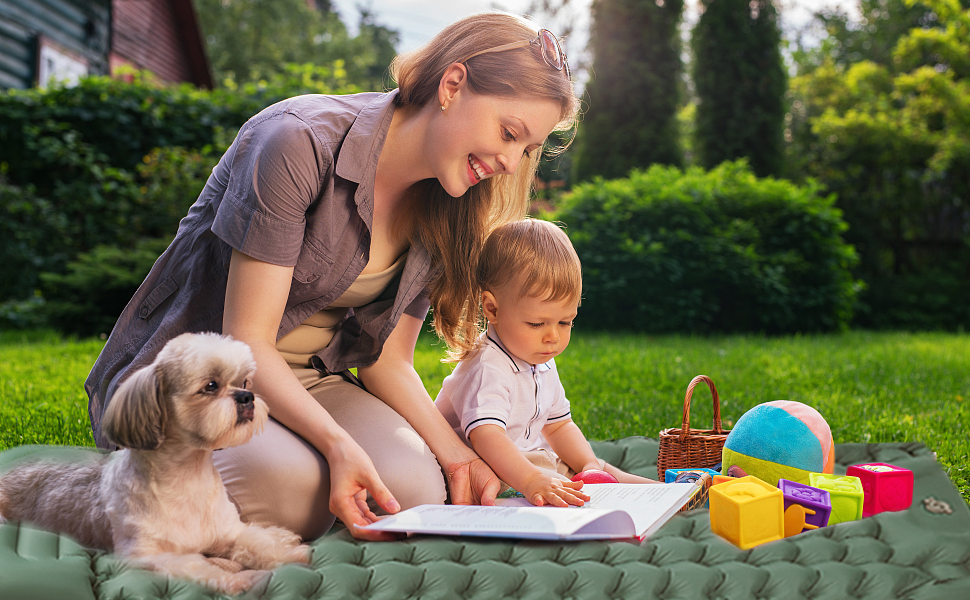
[721,401,835,486]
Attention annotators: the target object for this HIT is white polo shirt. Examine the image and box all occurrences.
[434,326,572,453]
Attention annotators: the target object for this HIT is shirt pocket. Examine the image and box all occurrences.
[292,242,333,284]
[138,276,179,320]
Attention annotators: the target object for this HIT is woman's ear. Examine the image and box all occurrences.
[482,290,499,324]
[438,62,468,110]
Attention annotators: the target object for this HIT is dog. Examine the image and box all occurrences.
[0,332,311,594]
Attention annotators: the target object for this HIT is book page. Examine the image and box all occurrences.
[497,483,697,538]
[364,504,637,540]
[584,483,697,537]
[365,483,698,540]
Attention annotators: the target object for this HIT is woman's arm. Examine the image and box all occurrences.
[357,313,502,506]
[223,249,400,541]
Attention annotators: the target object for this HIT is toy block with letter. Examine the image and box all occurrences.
[846,463,914,517]
[809,473,864,525]
[778,478,831,537]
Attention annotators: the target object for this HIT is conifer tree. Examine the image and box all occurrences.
[575,0,684,181]
[692,0,786,177]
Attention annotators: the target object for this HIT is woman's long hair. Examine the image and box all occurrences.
[390,12,580,359]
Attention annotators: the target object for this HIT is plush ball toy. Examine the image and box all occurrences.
[721,401,834,486]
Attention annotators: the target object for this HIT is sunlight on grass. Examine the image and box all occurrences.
[3,329,968,503]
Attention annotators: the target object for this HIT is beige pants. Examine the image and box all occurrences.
[213,370,447,540]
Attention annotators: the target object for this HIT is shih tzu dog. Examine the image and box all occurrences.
[0,332,311,594]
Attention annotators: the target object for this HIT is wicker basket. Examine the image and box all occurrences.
[657,375,730,476]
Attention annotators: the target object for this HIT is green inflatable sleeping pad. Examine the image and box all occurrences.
[1,438,968,600]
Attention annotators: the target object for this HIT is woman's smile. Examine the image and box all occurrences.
[468,154,492,182]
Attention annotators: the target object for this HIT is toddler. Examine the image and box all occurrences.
[435,219,657,508]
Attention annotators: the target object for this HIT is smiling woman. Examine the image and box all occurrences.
[82,12,579,544]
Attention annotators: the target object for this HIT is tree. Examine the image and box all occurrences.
[786,0,970,329]
[691,0,787,178]
[574,0,685,182]
[195,0,398,91]
[790,0,948,74]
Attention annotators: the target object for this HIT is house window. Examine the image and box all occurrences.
[37,37,89,88]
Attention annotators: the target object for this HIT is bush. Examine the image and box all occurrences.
[0,64,355,311]
[0,143,216,303]
[38,237,173,337]
[556,161,860,334]
[856,262,970,332]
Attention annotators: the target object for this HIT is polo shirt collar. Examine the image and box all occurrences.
[485,325,553,373]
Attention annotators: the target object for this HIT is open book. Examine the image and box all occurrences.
[363,482,702,541]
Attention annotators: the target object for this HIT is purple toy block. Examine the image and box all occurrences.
[778,479,831,533]
[846,463,914,517]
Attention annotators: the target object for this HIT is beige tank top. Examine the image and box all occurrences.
[277,252,408,366]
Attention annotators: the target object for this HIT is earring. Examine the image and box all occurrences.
[440,105,445,112]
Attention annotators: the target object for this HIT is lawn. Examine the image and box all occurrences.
[2,328,968,504]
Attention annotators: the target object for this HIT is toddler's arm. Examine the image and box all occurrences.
[468,424,589,507]
[543,420,660,484]
[542,419,605,474]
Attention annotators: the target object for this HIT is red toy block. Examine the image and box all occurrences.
[846,463,914,517]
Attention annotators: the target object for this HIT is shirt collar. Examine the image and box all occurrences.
[484,324,553,373]
[334,90,398,185]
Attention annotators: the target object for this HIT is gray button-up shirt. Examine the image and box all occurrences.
[86,90,433,448]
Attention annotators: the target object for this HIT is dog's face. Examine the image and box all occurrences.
[104,333,269,451]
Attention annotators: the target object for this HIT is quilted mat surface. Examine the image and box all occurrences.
[1,439,968,600]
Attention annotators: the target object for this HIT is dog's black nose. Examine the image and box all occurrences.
[233,390,254,405]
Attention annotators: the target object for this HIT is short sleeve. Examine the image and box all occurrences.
[404,287,431,320]
[212,113,332,266]
[457,359,516,437]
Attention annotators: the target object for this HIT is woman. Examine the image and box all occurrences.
[85,12,579,541]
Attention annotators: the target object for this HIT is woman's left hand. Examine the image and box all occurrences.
[446,456,501,506]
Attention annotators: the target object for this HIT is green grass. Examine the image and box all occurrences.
[3,329,968,504]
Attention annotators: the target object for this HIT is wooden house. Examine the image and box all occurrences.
[0,0,211,90]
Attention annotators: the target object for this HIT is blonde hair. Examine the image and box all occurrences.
[450,218,581,361]
[389,12,580,358]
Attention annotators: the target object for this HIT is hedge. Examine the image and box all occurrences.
[0,65,358,310]
[556,161,860,334]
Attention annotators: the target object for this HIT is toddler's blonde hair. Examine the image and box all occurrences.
[449,218,581,361]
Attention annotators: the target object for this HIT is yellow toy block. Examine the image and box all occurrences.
[709,476,784,549]
[809,473,864,524]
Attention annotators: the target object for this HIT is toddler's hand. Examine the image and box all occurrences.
[522,474,590,507]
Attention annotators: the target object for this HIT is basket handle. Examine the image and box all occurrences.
[678,375,724,440]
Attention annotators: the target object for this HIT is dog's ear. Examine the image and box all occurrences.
[102,364,167,450]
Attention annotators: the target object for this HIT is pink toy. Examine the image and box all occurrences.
[846,463,914,517]
[778,479,831,536]
[571,469,619,484]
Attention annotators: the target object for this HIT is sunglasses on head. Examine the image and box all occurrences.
[463,29,570,79]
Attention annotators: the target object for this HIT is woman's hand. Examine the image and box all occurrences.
[445,456,502,506]
[325,433,403,541]
[521,474,589,508]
